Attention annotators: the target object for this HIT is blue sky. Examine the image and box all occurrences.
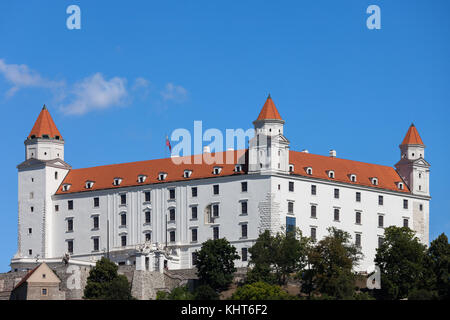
[0,0,449,272]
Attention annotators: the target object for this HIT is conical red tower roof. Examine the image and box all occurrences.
[401,123,424,145]
[256,94,283,121]
[28,105,63,140]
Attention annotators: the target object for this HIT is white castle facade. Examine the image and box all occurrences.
[11,97,431,273]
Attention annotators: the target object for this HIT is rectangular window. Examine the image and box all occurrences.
[288,201,294,214]
[169,188,176,200]
[145,191,151,202]
[355,234,361,247]
[334,189,339,199]
[241,248,248,262]
[378,237,384,248]
[419,204,423,211]
[94,197,99,208]
[213,226,219,240]
[334,208,340,221]
[289,181,294,192]
[145,232,151,242]
[212,204,219,217]
[191,187,198,197]
[286,216,296,233]
[145,211,151,224]
[192,252,198,265]
[121,214,127,226]
[378,195,383,206]
[121,235,127,247]
[169,208,176,221]
[403,199,409,209]
[191,228,198,242]
[213,185,219,195]
[241,224,248,238]
[93,216,99,229]
[356,192,361,202]
[311,205,317,218]
[55,205,59,212]
[42,288,47,296]
[355,212,361,224]
[68,240,73,254]
[191,206,198,220]
[403,218,409,228]
[67,219,73,232]
[31,206,34,213]
[378,215,384,227]
[311,227,317,241]
[311,185,317,195]
[120,194,126,205]
[241,201,248,214]
[93,238,99,251]
[68,200,73,210]
[28,228,32,234]
[241,182,248,192]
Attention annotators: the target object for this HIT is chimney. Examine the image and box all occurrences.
[203,146,210,153]
[329,149,336,157]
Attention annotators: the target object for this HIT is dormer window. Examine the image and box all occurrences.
[306,167,313,175]
[398,182,404,190]
[213,167,222,175]
[30,135,36,139]
[113,178,122,186]
[158,172,167,181]
[289,164,294,172]
[350,174,357,182]
[184,170,192,178]
[55,136,60,140]
[62,184,71,192]
[328,170,335,179]
[371,177,379,186]
[85,181,94,189]
[42,134,49,139]
[234,165,242,172]
[138,175,147,183]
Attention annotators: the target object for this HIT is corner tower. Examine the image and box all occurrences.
[25,105,65,161]
[13,106,71,266]
[249,95,290,174]
[395,124,430,196]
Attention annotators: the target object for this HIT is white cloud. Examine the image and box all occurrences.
[60,73,128,115]
[160,82,188,103]
[0,59,64,97]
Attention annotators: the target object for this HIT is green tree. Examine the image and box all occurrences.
[247,229,310,285]
[156,285,194,300]
[375,226,430,300]
[427,233,450,300]
[194,238,240,292]
[194,284,219,300]
[231,281,295,300]
[83,257,133,300]
[307,227,362,299]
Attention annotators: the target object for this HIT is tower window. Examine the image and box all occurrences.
[355,234,361,247]
[355,212,361,224]
[67,240,73,254]
[403,199,409,209]
[378,237,384,248]
[311,205,317,218]
[28,228,32,234]
[55,172,58,180]
[311,185,317,195]
[191,187,198,197]
[93,216,99,229]
[191,206,198,219]
[213,226,219,240]
[145,211,151,224]
[356,192,361,202]
[169,188,176,199]
[121,235,127,247]
[213,185,219,195]
[30,206,34,213]
[120,213,127,226]
[241,201,248,214]
[378,195,384,206]
[170,231,176,242]
[191,228,198,242]
[212,204,219,217]
[145,232,151,242]
[241,182,248,192]
[288,201,294,214]
[144,191,151,202]
[94,197,99,208]
[93,238,99,251]
[403,218,409,228]
[68,200,73,210]
[67,219,73,232]
[378,215,384,228]
[241,248,248,262]
[169,208,176,221]
[241,224,248,238]
[120,194,127,205]
[311,227,317,241]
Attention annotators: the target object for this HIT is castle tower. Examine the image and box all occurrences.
[14,106,71,263]
[395,124,430,196]
[25,105,65,161]
[249,95,290,174]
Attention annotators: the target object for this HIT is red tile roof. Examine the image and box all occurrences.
[256,95,283,121]
[401,124,424,145]
[28,105,63,140]
[56,149,409,195]
[56,150,248,194]
[289,151,409,193]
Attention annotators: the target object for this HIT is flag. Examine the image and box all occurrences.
[166,135,172,152]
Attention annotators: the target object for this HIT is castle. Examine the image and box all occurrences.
[11,96,430,273]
